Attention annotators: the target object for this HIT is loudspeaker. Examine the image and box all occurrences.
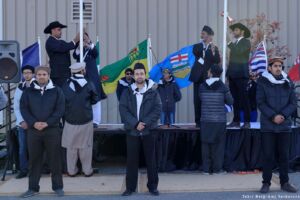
[0,41,21,83]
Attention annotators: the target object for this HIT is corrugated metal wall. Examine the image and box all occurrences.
[2,0,300,123]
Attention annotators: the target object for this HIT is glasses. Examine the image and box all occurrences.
[126,73,132,75]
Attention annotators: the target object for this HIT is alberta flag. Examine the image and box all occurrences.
[249,41,268,74]
[149,45,195,88]
[21,42,40,67]
[100,39,151,94]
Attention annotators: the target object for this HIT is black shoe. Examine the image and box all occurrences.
[241,122,251,129]
[93,123,98,128]
[227,121,240,128]
[122,190,134,196]
[16,172,27,179]
[84,172,94,177]
[20,190,39,198]
[149,189,160,196]
[54,189,65,197]
[281,182,298,193]
[260,183,270,193]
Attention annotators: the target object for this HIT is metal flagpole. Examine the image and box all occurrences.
[79,0,84,62]
[222,0,228,82]
[37,36,42,65]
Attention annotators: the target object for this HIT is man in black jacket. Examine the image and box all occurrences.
[227,23,251,129]
[119,63,161,196]
[116,68,135,101]
[44,21,80,87]
[257,57,298,193]
[62,62,99,177]
[20,66,65,198]
[189,25,220,127]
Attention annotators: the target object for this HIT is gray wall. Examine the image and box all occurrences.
[3,0,300,123]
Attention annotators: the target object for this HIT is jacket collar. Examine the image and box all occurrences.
[131,79,155,95]
[205,77,220,86]
[33,79,55,91]
[19,78,35,89]
[262,70,289,85]
[158,76,175,85]
[119,77,134,87]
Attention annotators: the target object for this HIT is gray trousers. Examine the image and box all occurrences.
[66,147,93,176]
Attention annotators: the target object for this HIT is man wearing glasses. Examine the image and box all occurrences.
[116,68,135,101]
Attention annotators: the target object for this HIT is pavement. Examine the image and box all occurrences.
[0,171,299,200]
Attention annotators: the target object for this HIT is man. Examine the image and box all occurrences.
[13,65,35,179]
[227,23,251,129]
[119,63,161,196]
[116,68,135,101]
[189,25,220,127]
[62,62,99,177]
[158,68,181,125]
[44,21,80,87]
[20,66,65,198]
[199,65,233,174]
[257,57,298,193]
[73,33,107,127]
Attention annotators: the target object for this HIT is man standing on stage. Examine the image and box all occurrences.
[116,68,135,101]
[227,23,251,129]
[20,66,65,198]
[44,21,80,87]
[189,25,220,127]
[119,63,161,196]
[13,65,35,179]
[257,57,298,193]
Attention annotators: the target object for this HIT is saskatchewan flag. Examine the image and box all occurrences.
[100,39,152,94]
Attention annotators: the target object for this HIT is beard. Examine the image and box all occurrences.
[136,79,145,84]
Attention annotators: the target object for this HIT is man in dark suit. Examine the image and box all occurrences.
[44,21,80,87]
[189,25,220,127]
[227,23,251,129]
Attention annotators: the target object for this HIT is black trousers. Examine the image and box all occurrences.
[261,132,290,185]
[193,82,201,125]
[27,127,63,192]
[51,77,68,88]
[229,78,251,122]
[126,134,158,191]
[201,134,226,173]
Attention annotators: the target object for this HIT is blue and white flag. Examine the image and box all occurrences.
[149,45,195,88]
[21,42,40,67]
[249,41,267,74]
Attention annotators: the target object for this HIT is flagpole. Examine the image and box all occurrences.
[222,0,228,82]
[263,35,268,67]
[147,34,153,72]
[79,0,84,62]
[37,36,42,65]
[96,35,100,71]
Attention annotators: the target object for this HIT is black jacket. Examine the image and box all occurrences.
[256,73,296,133]
[199,79,233,123]
[116,77,134,101]
[45,36,76,78]
[119,80,162,136]
[189,42,220,83]
[20,80,65,129]
[227,38,251,79]
[62,76,99,125]
[157,77,181,113]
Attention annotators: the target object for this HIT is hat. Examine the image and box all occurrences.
[229,23,251,38]
[210,64,223,77]
[268,56,286,66]
[44,21,67,34]
[202,25,214,36]
[21,65,35,73]
[69,62,86,73]
[162,68,171,74]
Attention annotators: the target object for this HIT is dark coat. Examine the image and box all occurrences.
[226,38,251,79]
[199,79,233,143]
[116,77,135,101]
[62,78,99,125]
[45,36,76,78]
[189,42,220,83]
[20,80,65,128]
[73,45,106,100]
[256,74,296,133]
[119,80,162,136]
[157,77,181,113]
